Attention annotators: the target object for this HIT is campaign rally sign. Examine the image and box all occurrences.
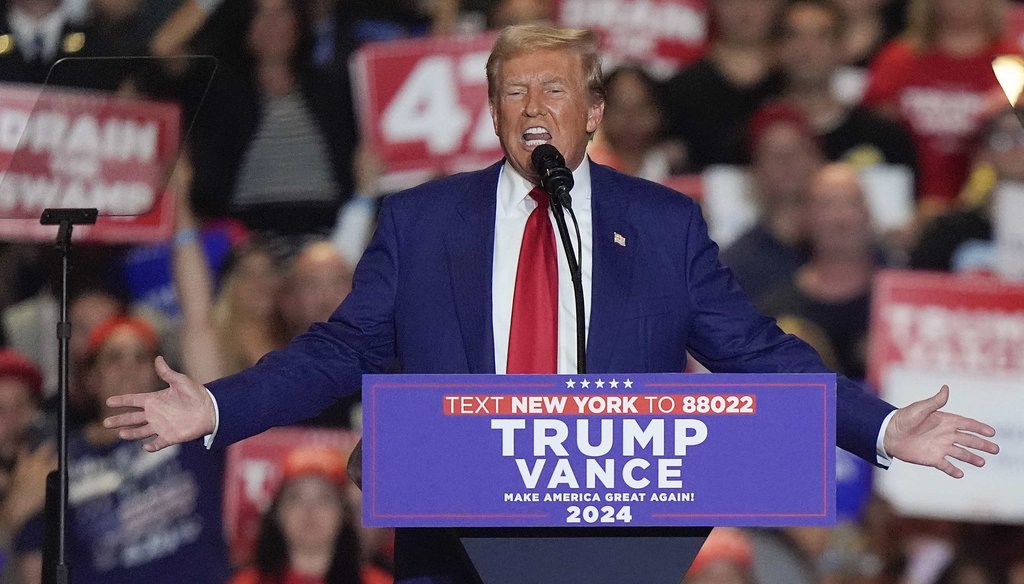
[363,373,836,528]
[556,0,708,77]
[350,33,502,190]
[223,427,361,566]
[868,270,1024,523]
[0,83,180,242]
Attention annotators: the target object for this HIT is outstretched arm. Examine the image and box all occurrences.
[883,385,999,478]
[104,357,216,452]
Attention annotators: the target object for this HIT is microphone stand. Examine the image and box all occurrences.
[39,207,97,584]
[547,193,586,375]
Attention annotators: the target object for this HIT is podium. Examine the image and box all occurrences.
[362,373,836,583]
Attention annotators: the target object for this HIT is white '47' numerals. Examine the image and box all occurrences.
[380,53,497,155]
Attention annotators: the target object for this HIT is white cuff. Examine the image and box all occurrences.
[203,388,220,449]
[875,409,897,468]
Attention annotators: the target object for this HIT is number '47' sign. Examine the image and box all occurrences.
[351,33,503,190]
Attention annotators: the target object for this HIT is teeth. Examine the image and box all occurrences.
[523,126,551,146]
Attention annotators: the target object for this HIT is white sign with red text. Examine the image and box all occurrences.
[556,0,707,78]
[0,83,180,242]
[351,33,502,190]
[868,270,1024,523]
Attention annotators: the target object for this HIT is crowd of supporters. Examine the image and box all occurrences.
[1,0,1023,582]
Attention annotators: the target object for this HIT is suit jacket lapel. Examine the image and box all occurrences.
[586,162,635,373]
[445,162,502,374]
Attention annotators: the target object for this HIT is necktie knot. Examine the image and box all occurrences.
[528,186,548,209]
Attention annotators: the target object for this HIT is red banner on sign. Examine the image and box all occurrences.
[223,427,361,566]
[0,83,180,243]
[867,270,1024,389]
[556,0,708,76]
[351,33,502,189]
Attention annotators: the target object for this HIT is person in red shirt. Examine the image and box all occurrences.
[229,447,391,584]
[862,0,1014,214]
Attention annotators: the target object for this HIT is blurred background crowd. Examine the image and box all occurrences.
[0,0,1023,582]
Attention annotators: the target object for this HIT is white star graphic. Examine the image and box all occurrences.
[609,379,619,389]
[580,379,591,389]
[565,379,576,389]
[595,379,605,389]
[623,379,633,389]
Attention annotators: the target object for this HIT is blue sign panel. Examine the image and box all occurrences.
[362,373,836,528]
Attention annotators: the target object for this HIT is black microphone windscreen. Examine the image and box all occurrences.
[531,144,564,171]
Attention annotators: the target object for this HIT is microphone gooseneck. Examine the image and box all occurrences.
[531,144,574,208]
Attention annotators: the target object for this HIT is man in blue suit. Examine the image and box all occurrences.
[106,24,998,583]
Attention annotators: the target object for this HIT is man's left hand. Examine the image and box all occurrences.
[884,385,999,478]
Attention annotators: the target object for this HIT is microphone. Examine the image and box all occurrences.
[531,144,574,208]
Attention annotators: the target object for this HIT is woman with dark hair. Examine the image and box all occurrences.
[230,447,390,584]
[588,65,688,181]
[150,0,359,237]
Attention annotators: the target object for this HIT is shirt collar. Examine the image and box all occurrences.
[497,154,593,216]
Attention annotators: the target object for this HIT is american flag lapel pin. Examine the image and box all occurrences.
[613,232,627,247]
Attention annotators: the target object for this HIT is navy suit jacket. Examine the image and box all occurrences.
[208,160,895,582]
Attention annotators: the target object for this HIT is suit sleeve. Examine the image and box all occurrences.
[681,204,895,465]
[205,198,401,446]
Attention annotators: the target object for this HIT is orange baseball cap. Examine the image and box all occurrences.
[281,446,348,486]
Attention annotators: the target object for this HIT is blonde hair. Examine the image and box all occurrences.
[904,0,1007,50]
[486,24,605,104]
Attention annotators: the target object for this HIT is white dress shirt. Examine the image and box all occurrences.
[492,158,592,374]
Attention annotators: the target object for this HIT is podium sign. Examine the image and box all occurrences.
[363,373,835,528]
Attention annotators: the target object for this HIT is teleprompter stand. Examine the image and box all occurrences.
[39,208,98,584]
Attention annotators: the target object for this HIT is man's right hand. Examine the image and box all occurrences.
[104,356,216,452]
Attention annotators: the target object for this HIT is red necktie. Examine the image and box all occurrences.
[507,187,558,373]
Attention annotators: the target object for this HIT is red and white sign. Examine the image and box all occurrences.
[351,33,502,189]
[556,0,708,77]
[223,427,361,566]
[868,270,1024,523]
[0,83,180,243]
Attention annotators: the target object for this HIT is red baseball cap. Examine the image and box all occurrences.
[0,348,44,398]
[85,316,160,357]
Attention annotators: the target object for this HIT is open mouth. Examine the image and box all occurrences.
[522,126,552,147]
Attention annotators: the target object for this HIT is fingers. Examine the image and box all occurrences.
[154,355,186,385]
[921,384,949,412]
[935,457,965,479]
[955,431,1000,455]
[948,445,986,469]
[118,424,156,442]
[104,411,148,430]
[106,393,148,410]
[952,416,998,439]
[143,437,170,453]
